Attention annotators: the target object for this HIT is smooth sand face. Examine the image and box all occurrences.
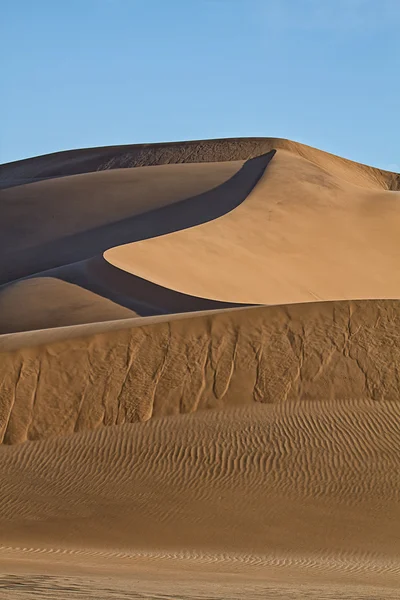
[0,161,245,283]
[105,149,400,304]
[0,277,135,334]
[0,138,399,598]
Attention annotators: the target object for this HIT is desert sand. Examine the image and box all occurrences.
[0,137,399,598]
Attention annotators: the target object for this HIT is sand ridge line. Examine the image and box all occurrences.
[0,545,399,576]
[1,299,400,443]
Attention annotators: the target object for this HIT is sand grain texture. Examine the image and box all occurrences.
[1,299,399,445]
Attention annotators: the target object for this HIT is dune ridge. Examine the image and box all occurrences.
[1,137,398,190]
[0,153,272,285]
[105,148,400,304]
[1,299,399,445]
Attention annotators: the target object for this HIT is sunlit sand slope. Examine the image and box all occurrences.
[0,155,273,286]
[0,401,399,577]
[1,299,399,444]
[106,149,400,304]
[0,277,135,334]
[1,159,262,283]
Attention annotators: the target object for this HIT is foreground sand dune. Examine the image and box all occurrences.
[1,299,399,445]
[1,137,399,598]
[0,400,399,595]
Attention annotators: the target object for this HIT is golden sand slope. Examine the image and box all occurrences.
[0,277,135,334]
[0,401,399,589]
[0,160,252,283]
[106,149,400,304]
[1,299,399,444]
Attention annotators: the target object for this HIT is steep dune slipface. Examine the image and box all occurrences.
[0,299,399,445]
[0,277,135,334]
[0,162,243,248]
[105,149,400,304]
[0,155,272,284]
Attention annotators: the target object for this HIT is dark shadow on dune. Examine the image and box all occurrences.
[1,151,275,285]
[0,138,276,189]
[44,256,247,315]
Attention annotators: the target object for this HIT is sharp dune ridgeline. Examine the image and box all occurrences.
[0,137,399,597]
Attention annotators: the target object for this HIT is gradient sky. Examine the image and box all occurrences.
[1,0,399,170]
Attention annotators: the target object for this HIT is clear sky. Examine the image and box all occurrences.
[1,0,399,170]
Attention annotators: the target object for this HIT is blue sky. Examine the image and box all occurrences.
[1,0,399,169]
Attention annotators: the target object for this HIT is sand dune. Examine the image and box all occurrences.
[1,137,398,190]
[0,137,399,598]
[0,401,399,595]
[0,277,135,334]
[106,149,400,304]
[0,155,270,284]
[1,299,399,444]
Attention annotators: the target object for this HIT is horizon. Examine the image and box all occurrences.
[1,0,399,171]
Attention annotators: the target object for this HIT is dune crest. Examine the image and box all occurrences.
[1,137,398,190]
[1,299,399,445]
[105,149,400,304]
[0,154,271,284]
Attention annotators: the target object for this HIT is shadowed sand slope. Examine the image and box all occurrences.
[0,155,271,284]
[38,256,245,317]
[106,149,400,304]
[0,277,135,334]
[1,299,399,444]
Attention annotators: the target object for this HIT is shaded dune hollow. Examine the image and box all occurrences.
[0,152,273,284]
[1,299,399,445]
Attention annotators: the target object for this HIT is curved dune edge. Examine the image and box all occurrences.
[1,160,245,255]
[0,277,136,334]
[0,154,272,285]
[1,298,399,445]
[1,136,398,191]
[0,401,399,591]
[9,257,245,324]
[105,149,400,305]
